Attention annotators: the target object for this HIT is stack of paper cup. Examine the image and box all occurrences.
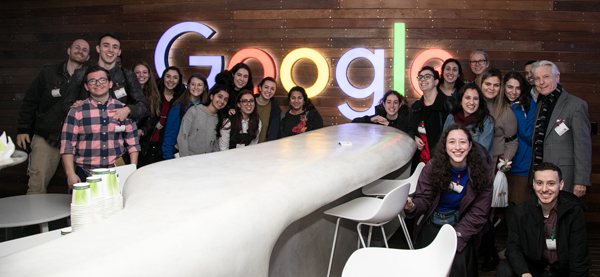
[70,183,93,232]
[92,168,111,219]
[108,168,123,212]
[86,176,104,223]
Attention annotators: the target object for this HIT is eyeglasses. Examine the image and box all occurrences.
[469,59,487,66]
[416,74,433,81]
[239,99,255,105]
[87,78,108,85]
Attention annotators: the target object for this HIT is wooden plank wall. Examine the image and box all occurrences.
[0,0,599,219]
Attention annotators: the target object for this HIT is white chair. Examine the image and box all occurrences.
[360,162,425,250]
[115,164,136,194]
[341,224,457,277]
[324,183,410,277]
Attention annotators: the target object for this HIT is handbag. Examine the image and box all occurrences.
[492,160,509,208]
[431,209,459,227]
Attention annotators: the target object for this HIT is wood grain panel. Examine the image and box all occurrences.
[0,0,599,220]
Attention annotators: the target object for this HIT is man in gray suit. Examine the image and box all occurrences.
[529,60,591,197]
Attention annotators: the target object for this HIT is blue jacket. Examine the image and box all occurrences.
[162,101,197,159]
[511,100,537,176]
[443,114,494,154]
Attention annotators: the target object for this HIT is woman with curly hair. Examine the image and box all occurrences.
[404,124,493,277]
[278,86,323,138]
[443,82,494,153]
[219,89,262,150]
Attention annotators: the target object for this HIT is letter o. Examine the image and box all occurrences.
[280,48,329,98]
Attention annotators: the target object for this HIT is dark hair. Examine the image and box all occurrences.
[157,66,185,97]
[525,60,537,67]
[98,33,121,47]
[223,89,260,142]
[450,83,491,134]
[258,77,277,94]
[174,73,209,119]
[534,162,563,182]
[438,59,465,93]
[419,66,440,80]
[84,65,111,84]
[207,82,231,139]
[476,67,507,119]
[230,63,254,91]
[428,124,489,193]
[286,86,315,112]
[132,61,161,117]
[379,90,408,107]
[503,71,531,113]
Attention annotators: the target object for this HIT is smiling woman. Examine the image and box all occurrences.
[219,89,262,151]
[404,124,493,277]
[438,59,465,98]
[351,90,410,133]
[278,86,323,138]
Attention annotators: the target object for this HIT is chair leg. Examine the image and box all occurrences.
[397,213,414,250]
[356,223,367,248]
[380,226,389,248]
[367,225,373,247]
[327,218,341,277]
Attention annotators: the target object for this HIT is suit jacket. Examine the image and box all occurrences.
[528,87,591,192]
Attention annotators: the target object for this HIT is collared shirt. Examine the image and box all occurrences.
[60,97,140,175]
[543,204,558,267]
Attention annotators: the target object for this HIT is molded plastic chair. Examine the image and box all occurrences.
[324,183,410,277]
[341,224,457,277]
[115,164,136,194]
[362,162,425,196]
[360,162,425,250]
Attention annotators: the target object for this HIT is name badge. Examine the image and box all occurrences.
[114,124,126,133]
[236,143,246,148]
[554,120,569,136]
[450,181,464,193]
[545,238,557,250]
[114,87,127,99]
[52,88,61,97]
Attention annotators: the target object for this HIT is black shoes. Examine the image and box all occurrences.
[481,249,499,272]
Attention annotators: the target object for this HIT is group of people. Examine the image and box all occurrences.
[354,49,590,276]
[16,34,325,191]
[16,34,592,276]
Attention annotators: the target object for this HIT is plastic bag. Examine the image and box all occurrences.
[492,161,509,208]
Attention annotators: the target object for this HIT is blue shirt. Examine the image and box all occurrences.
[437,165,468,213]
[162,101,198,159]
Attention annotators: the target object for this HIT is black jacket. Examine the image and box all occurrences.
[352,104,410,133]
[61,64,149,120]
[408,90,453,171]
[17,60,71,148]
[506,191,590,276]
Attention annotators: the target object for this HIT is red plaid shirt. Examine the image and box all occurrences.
[60,97,140,175]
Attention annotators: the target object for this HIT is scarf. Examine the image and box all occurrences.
[531,84,562,167]
[454,112,475,127]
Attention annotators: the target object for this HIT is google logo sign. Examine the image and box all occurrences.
[155,21,453,120]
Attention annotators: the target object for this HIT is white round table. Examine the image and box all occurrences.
[0,194,71,233]
[0,150,28,170]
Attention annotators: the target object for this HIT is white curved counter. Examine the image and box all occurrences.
[0,124,415,276]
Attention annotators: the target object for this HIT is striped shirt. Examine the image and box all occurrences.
[60,97,140,175]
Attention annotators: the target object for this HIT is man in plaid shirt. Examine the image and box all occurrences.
[61,65,140,188]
